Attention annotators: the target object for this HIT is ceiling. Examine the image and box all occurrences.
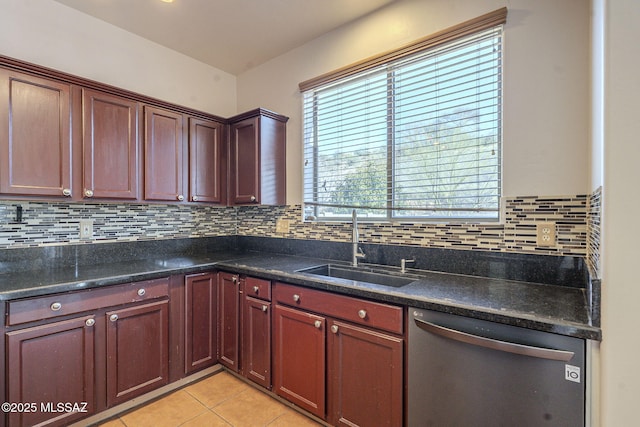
[54,0,396,75]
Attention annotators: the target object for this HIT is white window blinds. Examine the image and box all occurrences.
[302,23,503,221]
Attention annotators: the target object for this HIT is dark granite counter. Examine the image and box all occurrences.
[0,237,601,341]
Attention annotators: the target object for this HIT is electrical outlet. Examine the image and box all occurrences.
[80,219,93,239]
[275,219,289,234]
[536,222,556,247]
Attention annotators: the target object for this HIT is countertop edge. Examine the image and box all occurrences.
[0,254,601,341]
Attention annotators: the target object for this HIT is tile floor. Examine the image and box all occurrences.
[98,371,322,427]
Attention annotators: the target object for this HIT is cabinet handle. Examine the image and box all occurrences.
[250,195,256,202]
[50,302,62,311]
[331,325,339,334]
[109,314,119,322]
[62,188,71,197]
[314,320,322,329]
[293,294,300,302]
[177,194,184,201]
[262,305,268,312]
[253,286,259,294]
[84,189,94,198]
[232,276,238,283]
[192,195,199,202]
[85,318,95,327]
[137,288,146,297]
[358,309,367,319]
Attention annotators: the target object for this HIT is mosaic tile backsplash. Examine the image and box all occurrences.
[1,193,601,274]
[237,196,590,257]
[0,202,236,248]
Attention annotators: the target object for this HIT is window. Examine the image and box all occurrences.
[301,10,505,221]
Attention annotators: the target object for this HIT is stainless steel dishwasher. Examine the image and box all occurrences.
[408,307,585,426]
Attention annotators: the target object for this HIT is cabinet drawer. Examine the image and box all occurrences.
[273,282,403,335]
[243,276,271,301]
[7,277,170,326]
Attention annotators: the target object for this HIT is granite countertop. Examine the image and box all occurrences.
[0,248,601,340]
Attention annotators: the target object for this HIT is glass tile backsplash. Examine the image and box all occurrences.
[0,192,601,276]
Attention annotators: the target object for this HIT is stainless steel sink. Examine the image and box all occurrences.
[297,264,420,288]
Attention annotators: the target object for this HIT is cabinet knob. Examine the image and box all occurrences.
[62,188,71,197]
[85,318,95,327]
[137,288,146,297]
[177,194,184,201]
[232,276,238,283]
[314,320,322,329]
[192,195,199,202]
[262,305,268,312]
[109,314,119,322]
[250,195,256,202]
[253,286,259,294]
[331,325,339,334]
[50,302,62,311]
[84,189,94,198]
[293,294,300,302]
[358,309,367,319]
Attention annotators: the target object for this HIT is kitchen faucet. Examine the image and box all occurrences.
[351,209,366,267]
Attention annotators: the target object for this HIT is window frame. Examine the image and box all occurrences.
[300,8,507,223]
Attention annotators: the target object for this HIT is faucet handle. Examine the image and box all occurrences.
[401,258,416,273]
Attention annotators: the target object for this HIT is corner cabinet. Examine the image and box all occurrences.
[229,109,288,205]
[218,272,273,389]
[185,272,218,374]
[0,68,73,198]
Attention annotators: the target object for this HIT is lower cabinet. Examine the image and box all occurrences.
[5,316,96,427]
[327,319,403,427]
[273,282,404,426]
[217,272,273,388]
[4,278,171,427]
[3,270,403,427]
[106,300,170,407]
[273,304,326,418]
[185,272,218,374]
[218,271,241,371]
[242,296,271,388]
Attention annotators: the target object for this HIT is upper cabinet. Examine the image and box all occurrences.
[144,106,186,202]
[0,69,73,198]
[0,58,287,206]
[229,109,288,206]
[189,117,225,204]
[82,89,140,200]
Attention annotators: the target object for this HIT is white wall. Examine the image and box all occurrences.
[237,0,591,204]
[0,0,237,117]
[600,0,640,425]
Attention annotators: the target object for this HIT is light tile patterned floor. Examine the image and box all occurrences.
[99,371,322,427]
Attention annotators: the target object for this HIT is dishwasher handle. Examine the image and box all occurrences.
[414,318,575,362]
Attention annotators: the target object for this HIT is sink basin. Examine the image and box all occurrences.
[297,264,420,288]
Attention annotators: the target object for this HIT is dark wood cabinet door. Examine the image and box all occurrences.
[218,272,240,371]
[229,116,260,204]
[185,272,218,374]
[327,319,404,427]
[82,89,139,200]
[6,316,95,427]
[273,304,326,418]
[106,300,169,407]
[0,69,72,197]
[144,106,185,202]
[242,296,271,389]
[189,117,224,203]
